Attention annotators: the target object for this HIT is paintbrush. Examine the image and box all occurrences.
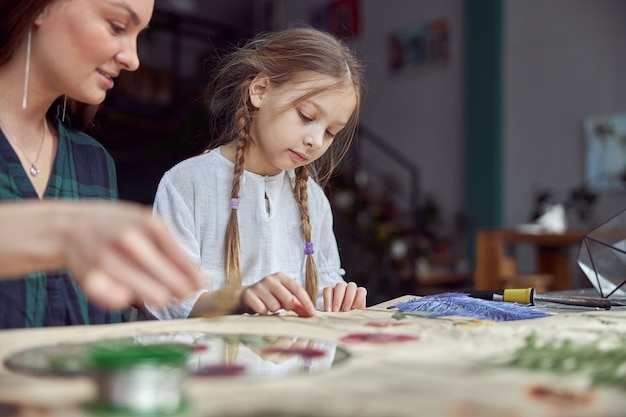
[465,288,616,309]
[200,286,243,318]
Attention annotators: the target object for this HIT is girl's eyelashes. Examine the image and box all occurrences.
[297,110,313,123]
[297,109,338,138]
[298,110,337,138]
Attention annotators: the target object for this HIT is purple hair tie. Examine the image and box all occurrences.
[304,242,314,255]
[230,198,239,210]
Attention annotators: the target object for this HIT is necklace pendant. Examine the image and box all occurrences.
[29,163,39,177]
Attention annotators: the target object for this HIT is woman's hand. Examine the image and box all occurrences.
[61,201,205,310]
[0,200,204,311]
[240,272,316,317]
[322,282,367,312]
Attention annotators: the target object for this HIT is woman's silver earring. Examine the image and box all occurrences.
[22,27,32,110]
[62,95,67,122]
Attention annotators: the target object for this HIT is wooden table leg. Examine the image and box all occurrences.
[537,246,572,291]
[475,231,514,290]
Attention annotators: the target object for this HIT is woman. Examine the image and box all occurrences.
[0,0,202,327]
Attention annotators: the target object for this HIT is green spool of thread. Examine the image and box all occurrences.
[86,343,193,415]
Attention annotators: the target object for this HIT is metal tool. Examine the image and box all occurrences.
[465,288,619,310]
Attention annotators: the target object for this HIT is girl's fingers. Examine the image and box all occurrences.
[320,283,367,312]
[241,289,271,315]
[264,273,315,316]
[323,286,334,312]
[340,282,358,311]
[242,284,281,314]
[278,274,315,317]
[331,283,347,312]
[352,287,368,309]
[290,298,315,317]
[242,274,315,317]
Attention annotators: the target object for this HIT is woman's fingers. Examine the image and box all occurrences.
[110,223,200,301]
[95,243,172,308]
[145,217,205,292]
[65,202,204,310]
[81,269,135,310]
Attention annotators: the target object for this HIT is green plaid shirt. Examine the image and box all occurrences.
[0,108,123,328]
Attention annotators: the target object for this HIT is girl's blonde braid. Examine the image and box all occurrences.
[224,105,251,287]
[294,166,318,302]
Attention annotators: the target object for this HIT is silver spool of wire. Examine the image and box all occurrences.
[86,343,192,414]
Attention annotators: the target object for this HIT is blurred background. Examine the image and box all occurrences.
[93,0,626,304]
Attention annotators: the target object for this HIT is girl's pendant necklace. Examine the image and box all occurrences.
[0,118,46,177]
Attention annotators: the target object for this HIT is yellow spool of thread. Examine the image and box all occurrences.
[502,288,535,304]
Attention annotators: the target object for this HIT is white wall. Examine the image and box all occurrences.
[267,0,626,238]
[267,0,466,236]
[504,0,626,229]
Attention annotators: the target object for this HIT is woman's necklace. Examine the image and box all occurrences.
[0,118,46,177]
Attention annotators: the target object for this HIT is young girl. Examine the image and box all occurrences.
[148,27,367,319]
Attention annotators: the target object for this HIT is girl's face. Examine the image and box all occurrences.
[247,72,357,176]
[33,0,154,104]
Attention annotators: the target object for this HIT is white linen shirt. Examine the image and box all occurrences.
[147,147,346,319]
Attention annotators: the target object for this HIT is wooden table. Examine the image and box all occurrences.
[474,229,588,291]
[1,297,625,417]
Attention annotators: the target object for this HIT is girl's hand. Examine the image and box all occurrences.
[322,282,367,312]
[241,272,316,317]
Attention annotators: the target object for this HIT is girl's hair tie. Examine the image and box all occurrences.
[304,242,314,255]
[230,198,239,210]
